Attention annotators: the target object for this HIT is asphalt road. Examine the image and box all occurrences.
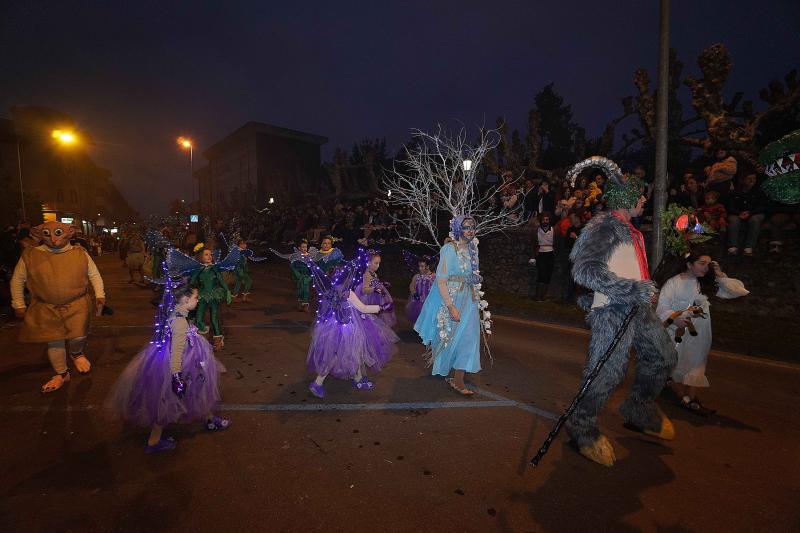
[1,255,798,532]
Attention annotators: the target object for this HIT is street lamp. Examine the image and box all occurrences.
[52,129,78,145]
[177,136,194,205]
[268,197,275,205]
[462,159,473,172]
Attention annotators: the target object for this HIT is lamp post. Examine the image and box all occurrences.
[52,129,81,226]
[177,136,194,206]
[16,139,25,220]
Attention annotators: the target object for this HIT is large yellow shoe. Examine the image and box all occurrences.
[643,415,675,441]
[578,434,616,467]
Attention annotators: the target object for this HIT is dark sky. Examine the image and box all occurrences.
[1,0,796,215]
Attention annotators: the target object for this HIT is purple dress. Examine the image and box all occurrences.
[106,316,224,427]
[405,273,435,324]
[307,308,399,379]
[355,272,396,328]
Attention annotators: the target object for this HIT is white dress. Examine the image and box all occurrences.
[656,275,747,388]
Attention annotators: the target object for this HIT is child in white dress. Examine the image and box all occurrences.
[656,251,748,414]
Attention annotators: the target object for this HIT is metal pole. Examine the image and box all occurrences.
[16,140,26,221]
[651,0,670,271]
[190,144,194,204]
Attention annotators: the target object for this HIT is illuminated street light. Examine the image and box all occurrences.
[52,129,78,145]
[268,197,275,204]
[177,136,195,206]
[462,159,473,172]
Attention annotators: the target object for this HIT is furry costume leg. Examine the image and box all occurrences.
[619,308,677,438]
[566,304,635,450]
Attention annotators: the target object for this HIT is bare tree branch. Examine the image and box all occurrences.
[383,126,526,249]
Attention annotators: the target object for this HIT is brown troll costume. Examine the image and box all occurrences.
[565,157,678,466]
[10,221,106,393]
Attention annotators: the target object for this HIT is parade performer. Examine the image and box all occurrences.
[270,239,314,312]
[167,243,240,351]
[415,216,485,395]
[656,251,748,415]
[10,221,105,393]
[354,249,396,328]
[314,235,344,274]
[105,276,230,454]
[301,250,398,399]
[564,156,678,467]
[384,128,521,396]
[229,238,266,302]
[125,232,146,284]
[403,251,435,324]
[231,239,252,302]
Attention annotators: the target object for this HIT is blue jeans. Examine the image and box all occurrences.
[727,213,764,249]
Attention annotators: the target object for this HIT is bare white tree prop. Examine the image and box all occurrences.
[383,126,526,248]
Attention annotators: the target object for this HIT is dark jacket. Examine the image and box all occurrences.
[536,190,556,217]
[727,185,766,216]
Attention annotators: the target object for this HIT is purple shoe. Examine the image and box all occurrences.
[352,376,374,390]
[145,436,177,454]
[206,416,231,431]
[309,381,324,398]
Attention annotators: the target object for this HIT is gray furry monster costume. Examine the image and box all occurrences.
[565,157,677,466]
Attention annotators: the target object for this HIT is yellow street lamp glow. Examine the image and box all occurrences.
[52,130,77,145]
[177,136,193,149]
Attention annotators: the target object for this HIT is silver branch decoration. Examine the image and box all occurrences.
[383,126,526,248]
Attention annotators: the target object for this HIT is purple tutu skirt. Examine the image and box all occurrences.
[406,275,434,324]
[355,282,396,328]
[105,333,224,427]
[307,313,399,379]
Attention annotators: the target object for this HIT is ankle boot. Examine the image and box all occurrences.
[213,336,224,350]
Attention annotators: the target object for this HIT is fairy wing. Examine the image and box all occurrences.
[401,250,420,272]
[401,249,439,272]
[242,249,268,262]
[216,245,242,272]
[166,247,203,277]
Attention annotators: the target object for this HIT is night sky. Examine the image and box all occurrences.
[1,0,796,215]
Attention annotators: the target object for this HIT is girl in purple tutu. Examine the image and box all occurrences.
[301,251,399,399]
[405,255,435,324]
[354,250,396,328]
[106,282,230,454]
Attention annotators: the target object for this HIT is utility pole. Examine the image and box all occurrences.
[651,0,670,271]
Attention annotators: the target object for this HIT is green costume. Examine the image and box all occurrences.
[291,260,312,303]
[233,255,253,296]
[190,265,232,336]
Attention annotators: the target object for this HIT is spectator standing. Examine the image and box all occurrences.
[727,172,766,256]
[533,212,555,301]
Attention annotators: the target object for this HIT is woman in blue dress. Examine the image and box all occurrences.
[414,216,483,395]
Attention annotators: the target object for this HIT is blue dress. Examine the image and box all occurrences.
[414,242,481,375]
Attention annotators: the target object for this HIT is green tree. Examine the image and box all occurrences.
[534,83,579,169]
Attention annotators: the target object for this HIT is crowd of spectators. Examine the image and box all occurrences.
[236,199,410,249]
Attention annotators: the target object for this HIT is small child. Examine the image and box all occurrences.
[406,257,435,324]
[303,254,398,399]
[697,190,727,232]
[354,250,396,328]
[106,284,230,454]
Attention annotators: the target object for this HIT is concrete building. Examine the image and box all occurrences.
[0,106,137,230]
[196,121,328,218]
